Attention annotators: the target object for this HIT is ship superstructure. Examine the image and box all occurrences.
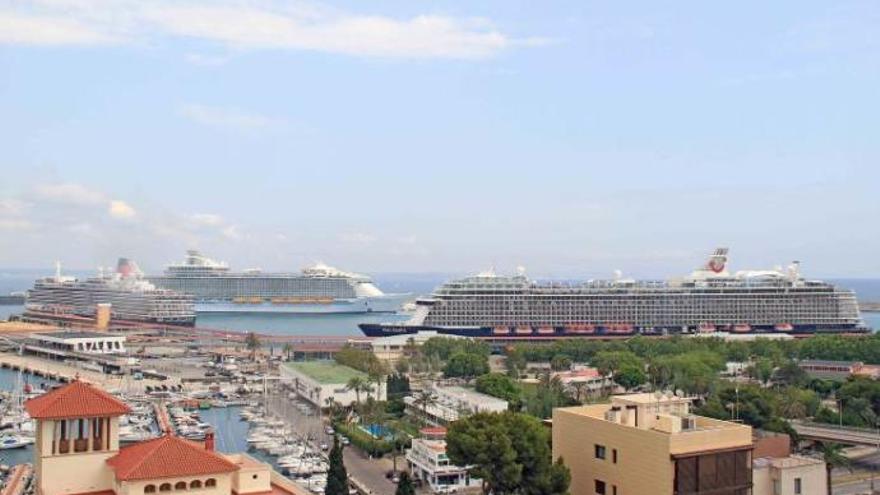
[26,259,195,325]
[360,248,866,338]
[148,250,405,313]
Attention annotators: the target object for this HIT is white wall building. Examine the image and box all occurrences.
[405,386,508,425]
[31,331,127,355]
[279,361,386,408]
[406,427,481,494]
[368,331,468,364]
[753,455,826,495]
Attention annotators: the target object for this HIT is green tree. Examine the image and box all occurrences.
[818,442,850,495]
[526,373,575,419]
[413,388,438,425]
[475,373,523,405]
[281,342,294,361]
[443,351,490,379]
[345,376,370,405]
[773,360,808,387]
[592,351,646,390]
[446,411,570,495]
[244,332,261,360]
[747,357,775,385]
[325,435,348,495]
[395,471,415,495]
[550,354,572,371]
[505,347,528,378]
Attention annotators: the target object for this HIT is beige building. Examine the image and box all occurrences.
[753,456,826,495]
[26,380,304,495]
[553,393,753,495]
[368,331,467,365]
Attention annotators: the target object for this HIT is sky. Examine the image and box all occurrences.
[0,0,878,279]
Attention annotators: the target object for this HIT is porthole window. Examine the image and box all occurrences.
[175,482,187,490]
[145,485,156,494]
[190,481,202,489]
[159,484,172,492]
[205,479,216,488]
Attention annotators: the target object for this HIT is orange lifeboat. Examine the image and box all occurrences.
[732,324,752,333]
[605,324,634,335]
[514,326,533,335]
[774,323,794,332]
[537,326,555,335]
[697,323,716,333]
[564,324,596,335]
[493,326,511,335]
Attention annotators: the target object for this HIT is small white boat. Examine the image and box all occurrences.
[0,434,34,450]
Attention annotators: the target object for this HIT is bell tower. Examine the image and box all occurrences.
[25,380,131,495]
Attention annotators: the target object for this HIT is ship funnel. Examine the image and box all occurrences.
[117,258,143,278]
[703,247,729,274]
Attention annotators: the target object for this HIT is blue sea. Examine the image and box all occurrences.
[1,270,879,335]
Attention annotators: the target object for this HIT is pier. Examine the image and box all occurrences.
[0,464,32,495]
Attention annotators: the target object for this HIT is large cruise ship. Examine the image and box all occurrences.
[26,259,196,326]
[148,250,406,314]
[360,248,867,338]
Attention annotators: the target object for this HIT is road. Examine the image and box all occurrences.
[266,391,398,495]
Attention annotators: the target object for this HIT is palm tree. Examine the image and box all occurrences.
[413,388,438,426]
[346,376,369,405]
[244,332,261,360]
[818,442,850,495]
[282,343,294,361]
[570,381,588,403]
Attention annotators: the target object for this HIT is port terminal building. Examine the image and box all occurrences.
[280,360,386,407]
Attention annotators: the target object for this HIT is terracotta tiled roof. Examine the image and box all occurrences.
[107,434,239,481]
[24,380,131,419]
[69,490,117,495]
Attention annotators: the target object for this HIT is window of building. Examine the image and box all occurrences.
[612,486,617,495]
[794,477,802,494]
[595,479,606,495]
[159,484,172,492]
[175,482,187,490]
[612,449,617,464]
[144,485,156,494]
[190,481,202,490]
[205,479,216,488]
[595,444,606,460]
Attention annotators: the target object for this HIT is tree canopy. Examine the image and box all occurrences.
[446,412,570,495]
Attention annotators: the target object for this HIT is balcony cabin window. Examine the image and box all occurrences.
[175,482,187,490]
[144,485,156,494]
[159,484,172,492]
[189,481,202,489]
[205,479,216,488]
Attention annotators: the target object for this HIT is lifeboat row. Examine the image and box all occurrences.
[491,324,636,336]
[492,322,798,336]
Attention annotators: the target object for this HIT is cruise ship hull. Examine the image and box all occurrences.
[359,323,869,339]
[195,294,408,314]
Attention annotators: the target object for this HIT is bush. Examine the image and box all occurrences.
[333,421,393,457]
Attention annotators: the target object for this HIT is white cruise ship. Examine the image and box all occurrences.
[148,250,406,314]
[26,259,196,326]
[361,248,866,339]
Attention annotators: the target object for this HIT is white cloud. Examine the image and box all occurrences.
[340,232,376,244]
[0,219,34,231]
[0,1,542,59]
[34,183,107,205]
[180,104,277,133]
[221,225,241,240]
[0,11,117,45]
[0,198,29,216]
[108,200,136,219]
[190,213,225,227]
